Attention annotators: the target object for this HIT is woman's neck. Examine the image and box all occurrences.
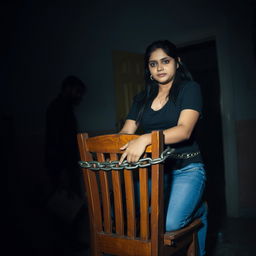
[158,81,173,97]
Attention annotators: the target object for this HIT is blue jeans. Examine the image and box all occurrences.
[164,163,207,256]
[135,163,207,256]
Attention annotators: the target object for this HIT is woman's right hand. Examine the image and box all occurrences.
[119,134,151,164]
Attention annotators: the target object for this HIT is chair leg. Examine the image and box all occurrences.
[90,225,102,256]
[90,236,102,256]
[187,232,198,256]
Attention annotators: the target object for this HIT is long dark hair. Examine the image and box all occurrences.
[136,40,193,124]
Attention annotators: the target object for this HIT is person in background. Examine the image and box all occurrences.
[44,75,88,250]
[45,75,86,197]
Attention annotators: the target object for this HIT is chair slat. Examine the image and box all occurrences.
[139,166,149,240]
[150,131,164,255]
[97,153,112,233]
[124,169,136,237]
[110,153,124,235]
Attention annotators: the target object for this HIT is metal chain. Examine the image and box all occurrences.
[78,147,200,171]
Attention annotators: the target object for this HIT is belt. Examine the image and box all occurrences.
[168,151,200,159]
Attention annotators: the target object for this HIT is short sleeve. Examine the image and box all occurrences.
[126,95,140,120]
[180,81,203,114]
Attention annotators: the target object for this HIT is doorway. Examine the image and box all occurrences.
[178,40,226,228]
[112,50,144,131]
[112,42,226,224]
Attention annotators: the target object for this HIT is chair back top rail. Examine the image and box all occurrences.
[85,133,152,153]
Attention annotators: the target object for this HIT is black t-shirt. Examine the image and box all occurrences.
[127,80,203,169]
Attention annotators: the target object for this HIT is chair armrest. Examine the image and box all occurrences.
[164,218,202,246]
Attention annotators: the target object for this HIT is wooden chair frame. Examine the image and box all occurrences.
[77,131,202,256]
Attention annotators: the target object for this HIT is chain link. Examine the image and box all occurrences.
[78,147,200,171]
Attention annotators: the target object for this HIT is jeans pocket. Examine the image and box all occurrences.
[179,163,206,181]
[180,163,204,171]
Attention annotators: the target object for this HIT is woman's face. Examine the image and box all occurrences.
[148,48,178,85]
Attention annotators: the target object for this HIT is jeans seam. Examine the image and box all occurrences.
[182,166,202,172]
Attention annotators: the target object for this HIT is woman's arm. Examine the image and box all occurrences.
[119,109,200,163]
[119,119,138,134]
[164,109,200,144]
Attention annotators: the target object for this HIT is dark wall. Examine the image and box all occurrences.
[4,0,256,231]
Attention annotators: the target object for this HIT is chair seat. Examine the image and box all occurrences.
[164,218,202,246]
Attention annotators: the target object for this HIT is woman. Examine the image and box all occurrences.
[119,40,207,256]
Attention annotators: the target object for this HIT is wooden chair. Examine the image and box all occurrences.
[77,130,202,256]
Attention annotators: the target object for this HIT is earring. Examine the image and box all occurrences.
[177,61,181,69]
[150,75,154,81]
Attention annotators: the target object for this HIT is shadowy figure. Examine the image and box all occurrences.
[44,76,89,251]
[45,76,85,196]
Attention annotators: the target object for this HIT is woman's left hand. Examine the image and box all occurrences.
[119,135,150,164]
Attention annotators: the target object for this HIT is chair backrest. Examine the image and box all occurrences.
[77,131,164,256]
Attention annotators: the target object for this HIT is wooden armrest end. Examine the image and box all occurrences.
[164,218,202,246]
